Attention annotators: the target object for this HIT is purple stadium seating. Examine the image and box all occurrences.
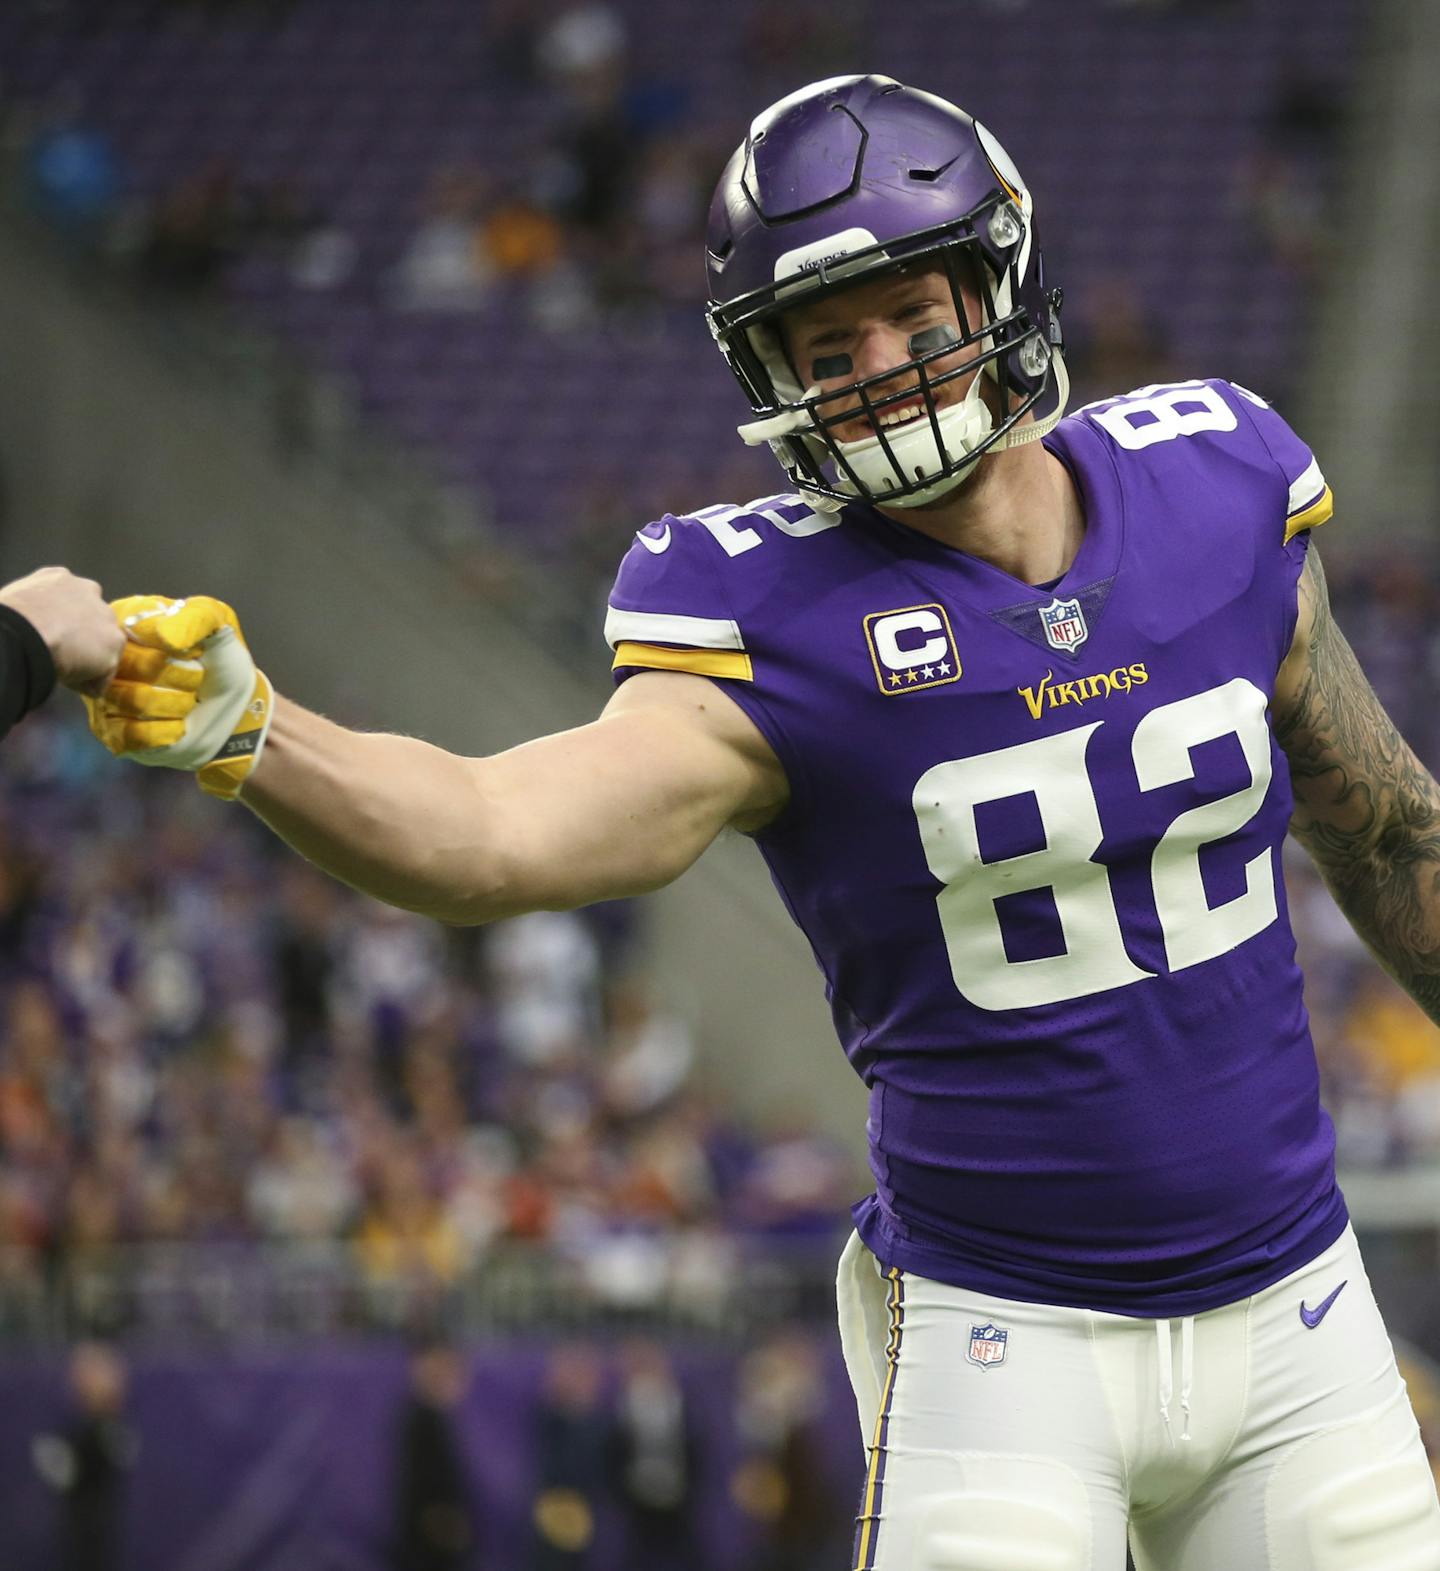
[0,0,1363,539]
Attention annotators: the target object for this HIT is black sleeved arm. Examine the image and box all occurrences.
[0,603,57,741]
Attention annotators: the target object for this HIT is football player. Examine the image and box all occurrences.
[87,77,1440,1568]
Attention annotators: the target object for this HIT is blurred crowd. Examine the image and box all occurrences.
[0,0,1357,598]
[7,0,745,327]
[6,0,1336,357]
[0,706,858,1332]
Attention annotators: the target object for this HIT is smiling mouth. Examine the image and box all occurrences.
[874,397,932,431]
[830,393,935,444]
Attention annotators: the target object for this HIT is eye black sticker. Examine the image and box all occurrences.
[908,323,961,356]
[811,353,854,381]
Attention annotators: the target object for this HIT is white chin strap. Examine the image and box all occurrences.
[737,351,1070,512]
[834,368,995,506]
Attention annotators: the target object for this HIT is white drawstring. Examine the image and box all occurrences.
[1155,1316,1196,1446]
[1155,1319,1173,1445]
[1179,1314,1194,1442]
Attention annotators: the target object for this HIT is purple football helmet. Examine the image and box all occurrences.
[705,75,1068,509]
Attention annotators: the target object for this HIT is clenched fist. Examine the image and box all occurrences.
[84,594,274,800]
[0,567,124,691]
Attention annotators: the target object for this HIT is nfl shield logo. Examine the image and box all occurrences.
[1039,596,1088,653]
[967,1323,1009,1369]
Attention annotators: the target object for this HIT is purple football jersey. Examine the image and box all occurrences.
[607,379,1344,1316]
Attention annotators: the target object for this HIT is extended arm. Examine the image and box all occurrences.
[87,596,788,923]
[238,671,788,925]
[1274,544,1440,1019]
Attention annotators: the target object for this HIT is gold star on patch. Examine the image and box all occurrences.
[906,669,919,684]
[889,673,902,687]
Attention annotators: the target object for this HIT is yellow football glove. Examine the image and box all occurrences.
[84,595,273,801]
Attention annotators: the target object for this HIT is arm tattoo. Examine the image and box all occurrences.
[1275,546,1440,1019]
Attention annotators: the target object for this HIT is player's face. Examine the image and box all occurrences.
[781,265,983,447]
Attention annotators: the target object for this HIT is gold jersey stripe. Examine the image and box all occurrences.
[611,640,754,681]
[1283,485,1334,543]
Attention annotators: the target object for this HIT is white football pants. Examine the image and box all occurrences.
[836,1225,1440,1570]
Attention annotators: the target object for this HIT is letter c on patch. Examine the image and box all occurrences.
[874,610,947,671]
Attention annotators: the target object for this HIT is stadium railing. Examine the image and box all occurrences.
[0,1233,848,1345]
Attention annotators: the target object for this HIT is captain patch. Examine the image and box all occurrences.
[864,604,962,695]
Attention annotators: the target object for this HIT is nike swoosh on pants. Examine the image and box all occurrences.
[1299,1279,1347,1328]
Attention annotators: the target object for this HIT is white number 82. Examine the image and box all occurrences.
[913,678,1277,1011]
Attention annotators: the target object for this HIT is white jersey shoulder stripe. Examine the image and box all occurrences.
[1286,457,1327,518]
[604,606,745,652]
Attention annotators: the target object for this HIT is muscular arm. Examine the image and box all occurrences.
[238,672,789,925]
[1274,543,1440,1019]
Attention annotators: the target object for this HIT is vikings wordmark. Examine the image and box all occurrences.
[1017,662,1149,721]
